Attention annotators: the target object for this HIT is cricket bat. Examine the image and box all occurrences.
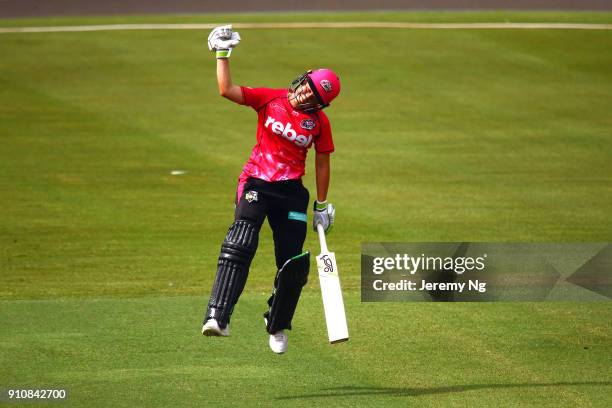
[316,223,349,344]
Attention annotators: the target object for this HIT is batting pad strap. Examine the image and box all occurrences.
[264,252,310,334]
[219,220,259,266]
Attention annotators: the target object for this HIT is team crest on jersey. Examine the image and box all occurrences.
[300,119,316,130]
[320,79,332,93]
[245,190,258,203]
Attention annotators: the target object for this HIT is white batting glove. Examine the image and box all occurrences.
[313,201,335,234]
[207,25,241,59]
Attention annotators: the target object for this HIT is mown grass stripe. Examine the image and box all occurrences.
[2,22,612,34]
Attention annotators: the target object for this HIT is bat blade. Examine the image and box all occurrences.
[316,251,349,343]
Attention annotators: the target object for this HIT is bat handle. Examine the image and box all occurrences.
[316,223,329,253]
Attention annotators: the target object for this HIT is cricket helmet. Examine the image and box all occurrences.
[289,68,341,112]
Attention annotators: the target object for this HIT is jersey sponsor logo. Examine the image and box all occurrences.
[320,79,332,93]
[264,116,313,147]
[300,119,316,130]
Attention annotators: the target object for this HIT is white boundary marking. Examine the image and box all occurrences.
[1,22,612,34]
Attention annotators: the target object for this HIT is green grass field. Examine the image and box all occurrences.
[1,11,611,407]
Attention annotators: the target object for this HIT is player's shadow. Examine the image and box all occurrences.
[276,382,612,399]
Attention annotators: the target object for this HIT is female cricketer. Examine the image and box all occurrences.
[201,25,341,354]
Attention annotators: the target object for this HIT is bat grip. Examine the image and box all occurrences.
[316,223,329,253]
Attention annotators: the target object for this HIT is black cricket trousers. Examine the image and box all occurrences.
[235,177,309,269]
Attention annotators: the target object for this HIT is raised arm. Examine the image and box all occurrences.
[217,59,244,104]
[208,25,243,104]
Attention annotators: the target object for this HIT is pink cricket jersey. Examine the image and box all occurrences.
[236,86,334,201]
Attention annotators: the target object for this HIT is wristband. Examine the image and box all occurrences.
[314,200,328,211]
[216,49,232,59]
